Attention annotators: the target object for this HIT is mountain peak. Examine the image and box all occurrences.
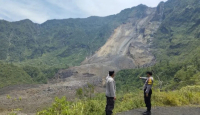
[20,19,33,23]
[137,4,148,8]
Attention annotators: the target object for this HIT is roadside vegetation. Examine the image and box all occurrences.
[37,86,200,115]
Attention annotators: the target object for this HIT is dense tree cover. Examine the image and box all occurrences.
[153,0,200,62]
[0,5,148,68]
[0,61,60,87]
[0,61,33,88]
[116,59,200,91]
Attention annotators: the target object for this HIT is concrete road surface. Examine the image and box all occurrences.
[117,106,200,115]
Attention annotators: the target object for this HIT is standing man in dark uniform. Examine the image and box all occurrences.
[140,72,153,115]
[105,71,116,115]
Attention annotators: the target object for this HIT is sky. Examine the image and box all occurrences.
[0,0,167,24]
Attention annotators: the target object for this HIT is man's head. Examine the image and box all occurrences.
[146,71,152,77]
[109,71,115,77]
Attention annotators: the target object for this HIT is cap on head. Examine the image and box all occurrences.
[109,71,115,76]
[146,71,152,76]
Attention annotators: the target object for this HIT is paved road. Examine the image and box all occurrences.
[117,107,200,115]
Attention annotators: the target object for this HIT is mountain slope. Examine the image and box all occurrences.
[0,9,141,67]
[54,5,163,87]
[0,0,199,91]
[153,0,200,62]
[0,61,33,88]
[116,0,200,90]
[55,0,200,90]
[0,4,161,87]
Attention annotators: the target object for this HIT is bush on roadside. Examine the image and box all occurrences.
[37,85,200,115]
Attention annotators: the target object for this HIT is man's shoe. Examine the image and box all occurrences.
[143,111,151,115]
[143,111,148,114]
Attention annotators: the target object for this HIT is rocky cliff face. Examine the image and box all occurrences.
[55,4,164,87]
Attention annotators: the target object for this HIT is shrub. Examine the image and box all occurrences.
[37,85,200,115]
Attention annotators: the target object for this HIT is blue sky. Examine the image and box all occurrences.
[0,0,167,23]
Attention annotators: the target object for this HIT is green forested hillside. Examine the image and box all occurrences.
[116,0,200,90]
[153,0,200,62]
[0,0,200,89]
[0,5,149,87]
[0,61,59,88]
[0,5,148,68]
[0,61,33,88]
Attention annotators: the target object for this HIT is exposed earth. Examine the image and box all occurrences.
[55,5,162,87]
[0,83,104,114]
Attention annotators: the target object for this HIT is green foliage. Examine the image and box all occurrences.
[7,95,11,99]
[0,5,148,68]
[37,86,200,115]
[0,61,33,88]
[153,0,200,63]
[22,66,46,83]
[76,84,95,99]
[0,61,60,88]
[8,112,17,115]
[116,59,200,91]
[115,69,145,91]
[84,84,95,99]
[76,88,83,99]
[8,108,22,115]
[22,65,60,84]
[19,97,22,101]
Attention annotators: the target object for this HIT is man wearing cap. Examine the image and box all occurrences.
[105,71,116,115]
[140,72,154,115]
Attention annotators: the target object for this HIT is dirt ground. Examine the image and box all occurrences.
[0,83,104,115]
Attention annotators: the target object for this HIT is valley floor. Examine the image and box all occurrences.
[0,83,104,115]
[117,106,200,115]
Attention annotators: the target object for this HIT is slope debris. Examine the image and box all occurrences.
[55,5,164,87]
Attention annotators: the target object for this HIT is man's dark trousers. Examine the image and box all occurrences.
[105,97,114,115]
[144,89,152,112]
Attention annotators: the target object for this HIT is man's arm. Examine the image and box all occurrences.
[140,77,147,80]
[109,81,116,98]
[145,84,152,94]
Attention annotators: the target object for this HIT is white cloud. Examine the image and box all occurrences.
[0,0,167,23]
[75,0,167,16]
[0,0,50,23]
